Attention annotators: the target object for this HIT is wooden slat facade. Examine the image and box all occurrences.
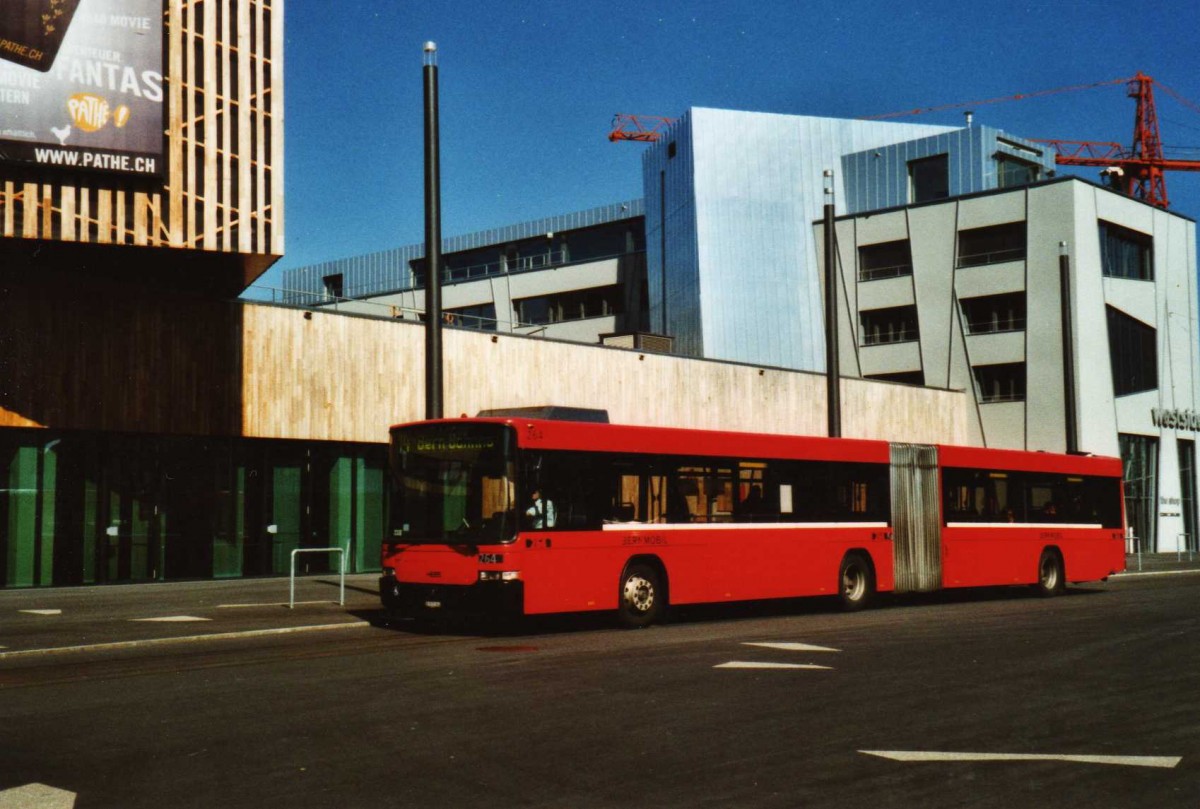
[0,0,283,279]
[0,296,969,445]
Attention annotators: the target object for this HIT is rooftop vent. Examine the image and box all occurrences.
[475,406,610,423]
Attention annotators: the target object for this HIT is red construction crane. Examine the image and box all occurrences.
[866,73,1200,210]
[608,113,674,143]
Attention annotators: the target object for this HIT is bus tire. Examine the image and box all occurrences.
[618,561,665,628]
[838,552,874,611]
[1035,549,1066,597]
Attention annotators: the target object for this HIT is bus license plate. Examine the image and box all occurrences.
[424,600,442,609]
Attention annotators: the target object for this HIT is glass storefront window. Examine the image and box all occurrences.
[1120,433,1158,552]
[0,429,388,588]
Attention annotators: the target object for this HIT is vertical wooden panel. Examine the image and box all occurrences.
[134,191,148,244]
[237,0,252,254]
[184,0,197,249]
[202,0,218,250]
[41,185,52,238]
[254,0,266,253]
[167,0,185,244]
[3,182,13,237]
[61,188,76,242]
[220,0,232,252]
[269,0,283,255]
[78,188,90,243]
[116,190,126,244]
[97,190,112,244]
[22,183,37,236]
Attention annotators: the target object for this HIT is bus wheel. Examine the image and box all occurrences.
[838,553,874,611]
[1035,549,1066,597]
[618,562,664,628]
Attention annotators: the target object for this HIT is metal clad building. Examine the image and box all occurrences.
[641,108,956,370]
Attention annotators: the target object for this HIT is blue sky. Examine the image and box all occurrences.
[247,0,1200,297]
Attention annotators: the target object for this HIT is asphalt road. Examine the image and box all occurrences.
[3,575,1199,808]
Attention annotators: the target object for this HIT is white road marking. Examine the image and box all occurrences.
[0,782,76,808]
[714,661,833,670]
[743,642,840,653]
[217,600,331,608]
[1114,568,1200,579]
[859,750,1181,769]
[130,616,212,623]
[20,609,62,616]
[0,621,371,659]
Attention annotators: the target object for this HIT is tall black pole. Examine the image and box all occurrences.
[423,42,443,419]
[1060,241,1078,453]
[659,170,668,335]
[824,170,841,438]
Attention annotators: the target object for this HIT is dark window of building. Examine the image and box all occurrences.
[860,305,919,346]
[909,154,949,203]
[858,240,913,281]
[668,141,677,159]
[997,155,1040,188]
[444,303,498,331]
[516,285,624,326]
[565,220,644,263]
[444,247,504,282]
[322,273,344,299]
[1106,306,1157,396]
[957,222,1026,268]
[864,370,925,386]
[960,292,1026,334]
[973,362,1025,403]
[1099,221,1153,281]
[1120,434,1158,551]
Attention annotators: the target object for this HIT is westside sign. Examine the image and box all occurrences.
[0,0,164,177]
[1151,408,1200,431]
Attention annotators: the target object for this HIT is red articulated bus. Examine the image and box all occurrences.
[379,414,1126,627]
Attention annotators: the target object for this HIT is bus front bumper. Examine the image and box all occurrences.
[379,574,524,619]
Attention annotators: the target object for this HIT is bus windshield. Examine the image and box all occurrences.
[388,423,517,544]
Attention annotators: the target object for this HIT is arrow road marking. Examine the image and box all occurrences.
[20,609,63,616]
[0,783,76,808]
[860,750,1181,769]
[743,642,841,653]
[714,661,833,670]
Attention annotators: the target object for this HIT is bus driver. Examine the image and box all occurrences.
[526,489,556,529]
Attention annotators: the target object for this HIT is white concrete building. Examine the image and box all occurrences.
[819,177,1199,552]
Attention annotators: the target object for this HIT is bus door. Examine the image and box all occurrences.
[889,443,941,593]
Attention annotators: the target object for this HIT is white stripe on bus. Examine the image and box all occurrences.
[600,522,889,531]
[945,522,1102,529]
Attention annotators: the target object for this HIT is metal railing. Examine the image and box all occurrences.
[861,327,919,346]
[239,287,550,335]
[243,248,643,306]
[289,547,346,609]
[964,317,1027,335]
[1177,533,1195,562]
[859,263,913,282]
[956,248,1026,268]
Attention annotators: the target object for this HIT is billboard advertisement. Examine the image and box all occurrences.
[0,0,164,177]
